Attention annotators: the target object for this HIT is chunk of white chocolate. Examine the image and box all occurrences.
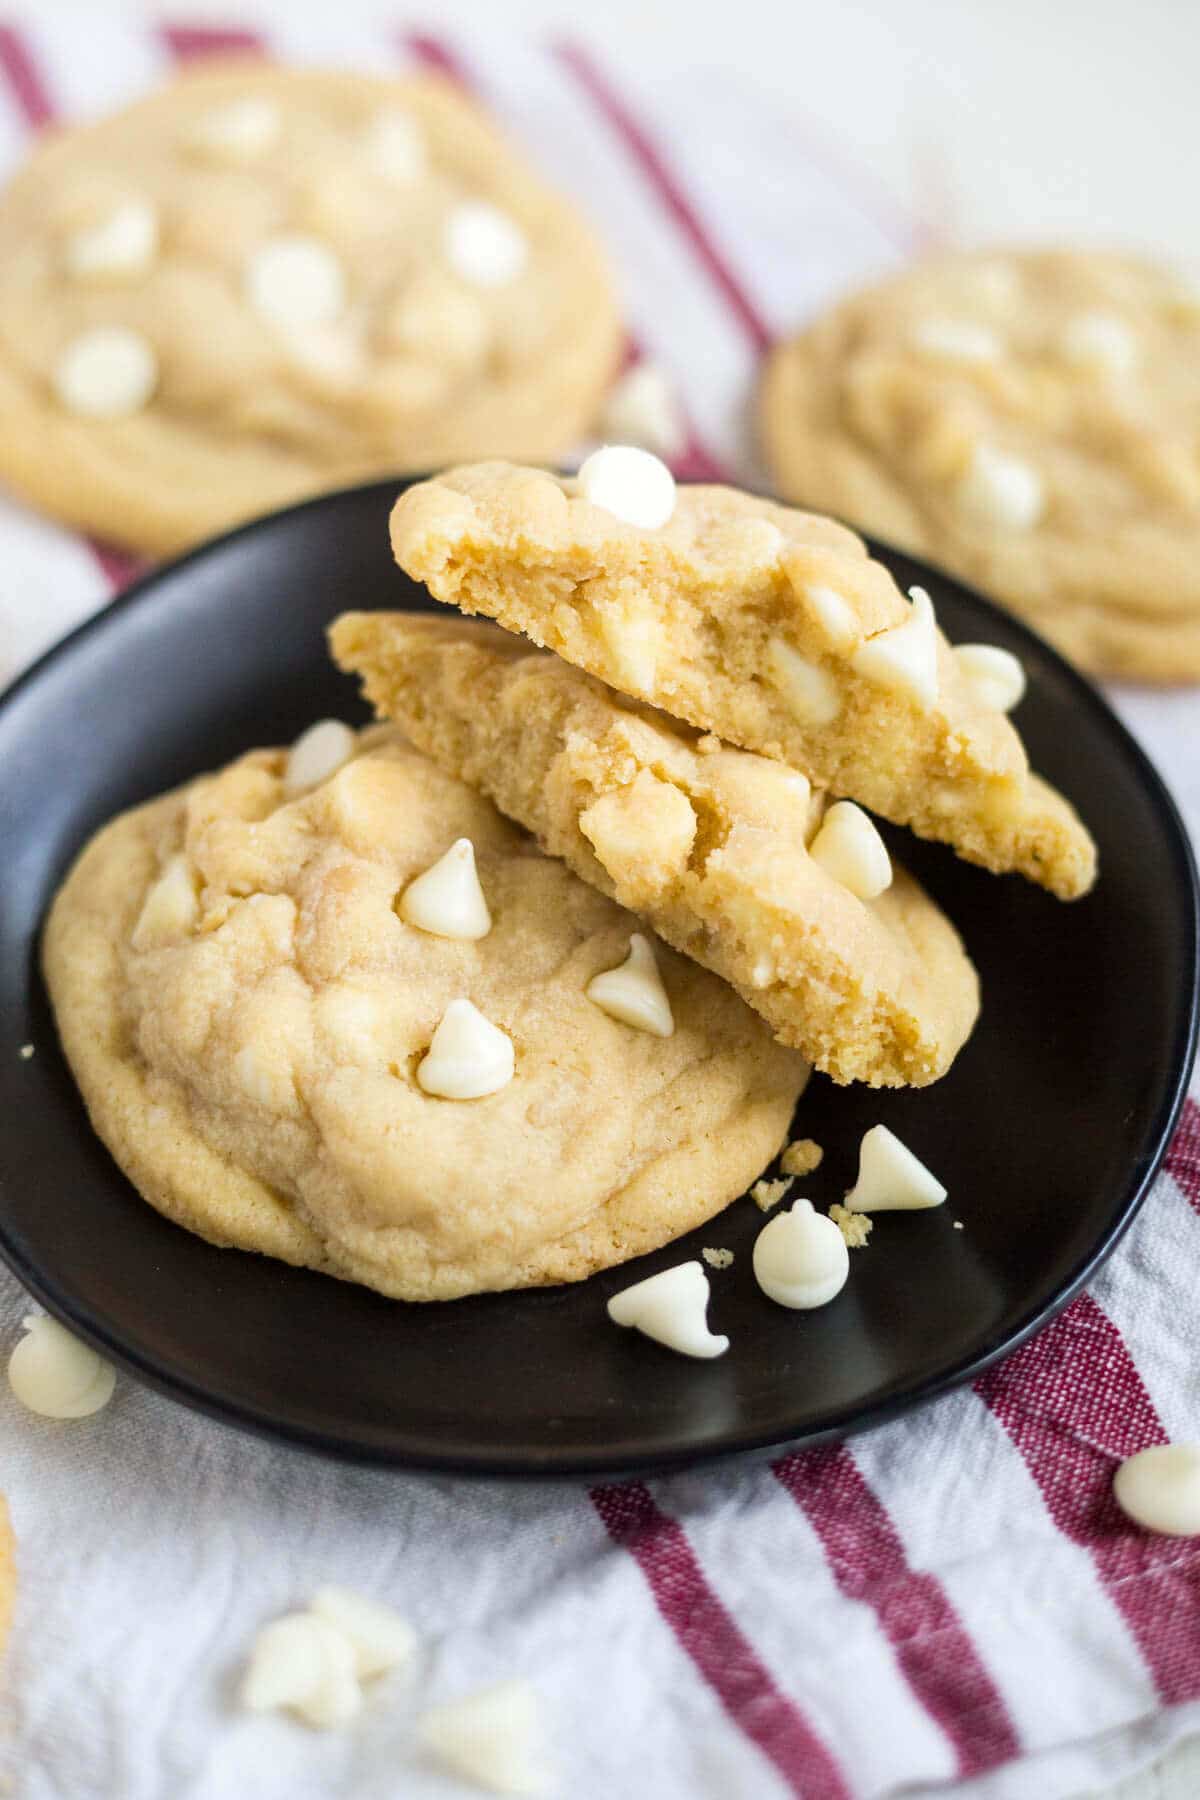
[310,1586,417,1681]
[1113,1444,1200,1537]
[804,583,858,648]
[752,1200,849,1310]
[248,236,346,329]
[8,1314,116,1419]
[131,853,199,950]
[851,585,939,708]
[607,1260,729,1359]
[367,108,426,183]
[598,608,660,695]
[444,201,528,288]
[577,445,676,531]
[953,643,1026,712]
[586,934,674,1037]
[1059,310,1138,378]
[54,326,157,419]
[399,838,492,941]
[767,636,841,727]
[845,1124,946,1212]
[65,200,158,281]
[600,362,685,460]
[189,96,282,160]
[808,800,892,900]
[419,1679,550,1797]
[241,1613,361,1730]
[955,444,1044,532]
[284,719,355,795]
[912,318,1003,363]
[417,999,514,1099]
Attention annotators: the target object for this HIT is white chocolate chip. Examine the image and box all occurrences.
[419,1679,551,1796]
[283,719,355,795]
[598,608,661,694]
[766,637,841,727]
[417,999,514,1100]
[750,955,776,990]
[233,1044,295,1113]
[586,934,674,1037]
[54,326,157,420]
[752,1200,849,1310]
[808,800,892,900]
[912,318,1003,363]
[444,201,529,288]
[1059,310,1138,378]
[189,96,281,160]
[64,200,158,281]
[310,1587,417,1681]
[366,108,426,183]
[607,1261,729,1359]
[955,444,1044,533]
[600,362,685,460]
[399,838,492,941]
[805,583,858,648]
[845,1124,946,1212]
[241,1613,362,1730]
[953,643,1026,712]
[8,1314,116,1419]
[851,585,940,708]
[131,853,199,950]
[1113,1444,1200,1537]
[247,236,346,329]
[577,445,676,531]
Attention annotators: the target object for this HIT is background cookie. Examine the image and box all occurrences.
[760,250,1200,682]
[43,729,808,1302]
[0,63,621,556]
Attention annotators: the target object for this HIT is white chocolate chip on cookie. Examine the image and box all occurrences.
[444,200,529,288]
[284,719,355,795]
[54,325,157,419]
[804,583,858,648]
[64,199,158,281]
[8,1314,116,1419]
[417,998,514,1099]
[577,445,676,530]
[766,636,841,727]
[953,643,1026,712]
[851,585,939,708]
[752,1200,849,1310]
[189,96,282,160]
[1113,1444,1200,1537]
[248,236,346,329]
[600,361,685,460]
[419,1679,551,1796]
[912,318,1003,363]
[241,1613,362,1730]
[399,838,492,940]
[597,608,661,694]
[131,853,199,950]
[845,1124,946,1212]
[586,933,674,1037]
[808,800,893,900]
[607,1260,729,1358]
[955,444,1044,532]
[1059,310,1138,378]
[366,108,426,183]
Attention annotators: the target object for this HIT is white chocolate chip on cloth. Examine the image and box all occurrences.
[332,614,980,1086]
[42,727,807,1302]
[387,461,1095,898]
[0,63,621,556]
[759,249,1200,682]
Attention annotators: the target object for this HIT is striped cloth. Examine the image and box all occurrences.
[0,17,1198,1800]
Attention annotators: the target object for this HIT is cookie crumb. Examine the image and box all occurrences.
[780,1137,822,1178]
[18,1044,33,1060]
[953,1220,964,1231]
[829,1203,873,1249]
[695,733,722,756]
[751,1176,793,1213]
[701,1247,734,1270]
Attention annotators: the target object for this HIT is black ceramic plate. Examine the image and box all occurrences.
[0,480,1196,1476]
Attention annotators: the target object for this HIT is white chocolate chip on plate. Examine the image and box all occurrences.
[366,108,426,183]
[766,636,841,727]
[953,643,1026,712]
[607,1261,729,1359]
[844,1124,946,1212]
[283,719,355,795]
[8,1314,116,1419]
[241,1612,362,1730]
[64,200,158,281]
[419,1679,551,1797]
[808,800,892,900]
[1113,1444,1200,1537]
[54,326,158,420]
[752,1200,849,1310]
[577,445,677,531]
[309,1586,417,1681]
[247,236,346,329]
[600,361,685,460]
[1059,310,1138,377]
[912,318,1003,363]
[586,933,674,1037]
[417,999,514,1099]
[189,96,282,160]
[851,585,940,708]
[399,838,492,941]
[444,200,529,288]
[955,444,1044,532]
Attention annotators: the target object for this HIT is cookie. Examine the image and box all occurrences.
[0,1496,12,1660]
[333,614,980,1087]
[0,63,621,556]
[389,460,1096,898]
[759,250,1200,683]
[42,728,807,1301]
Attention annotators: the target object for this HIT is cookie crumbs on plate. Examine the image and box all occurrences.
[701,1247,734,1270]
[18,1044,33,1060]
[829,1203,873,1249]
[780,1137,822,1178]
[953,1220,965,1230]
[751,1176,793,1213]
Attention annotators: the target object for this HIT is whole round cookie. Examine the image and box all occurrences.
[0,63,621,556]
[760,250,1200,681]
[43,728,807,1302]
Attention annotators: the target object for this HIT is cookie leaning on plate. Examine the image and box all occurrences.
[333,614,980,1087]
[389,460,1096,898]
[0,63,621,556]
[760,250,1200,682]
[42,728,808,1301]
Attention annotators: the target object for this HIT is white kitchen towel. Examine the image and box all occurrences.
[0,15,1198,1800]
